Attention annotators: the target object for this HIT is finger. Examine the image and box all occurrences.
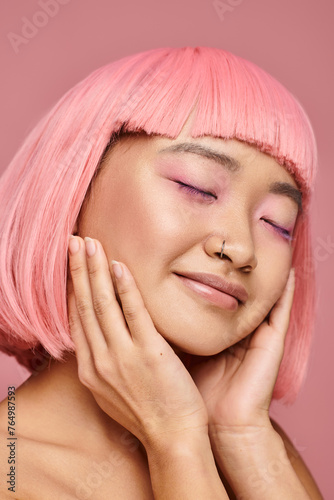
[237,274,295,409]
[68,235,107,352]
[111,260,160,344]
[66,271,92,364]
[267,268,295,336]
[83,237,132,348]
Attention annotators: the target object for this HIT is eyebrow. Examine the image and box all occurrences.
[158,142,302,210]
[269,182,302,210]
[158,142,241,171]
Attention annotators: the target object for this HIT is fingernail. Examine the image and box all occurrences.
[69,235,80,255]
[111,260,123,279]
[84,237,96,257]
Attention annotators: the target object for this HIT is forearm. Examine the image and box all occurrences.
[144,430,229,500]
[210,425,312,499]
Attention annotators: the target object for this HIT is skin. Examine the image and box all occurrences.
[75,130,298,357]
[0,128,323,498]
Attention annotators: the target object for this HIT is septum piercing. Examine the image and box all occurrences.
[220,240,226,259]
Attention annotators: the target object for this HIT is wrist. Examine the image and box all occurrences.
[209,419,277,450]
[209,420,285,471]
[144,429,229,499]
[143,425,210,458]
[209,425,310,499]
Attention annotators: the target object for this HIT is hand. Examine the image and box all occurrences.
[188,269,295,434]
[67,236,208,448]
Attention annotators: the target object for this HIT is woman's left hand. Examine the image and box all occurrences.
[188,268,295,433]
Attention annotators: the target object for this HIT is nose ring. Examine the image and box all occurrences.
[220,240,226,259]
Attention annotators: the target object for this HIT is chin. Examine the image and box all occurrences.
[166,334,229,358]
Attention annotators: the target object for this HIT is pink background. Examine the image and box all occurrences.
[0,0,333,497]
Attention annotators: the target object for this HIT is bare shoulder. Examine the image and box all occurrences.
[0,377,156,499]
[0,428,154,500]
[270,418,324,499]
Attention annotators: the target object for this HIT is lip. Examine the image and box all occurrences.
[174,271,248,310]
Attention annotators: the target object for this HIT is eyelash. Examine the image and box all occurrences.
[175,181,217,200]
[262,219,293,241]
[174,181,293,241]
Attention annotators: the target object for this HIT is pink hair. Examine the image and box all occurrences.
[0,47,317,402]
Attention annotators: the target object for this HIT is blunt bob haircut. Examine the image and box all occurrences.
[0,47,317,403]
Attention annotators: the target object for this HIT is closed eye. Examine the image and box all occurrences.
[174,181,217,201]
[262,218,293,241]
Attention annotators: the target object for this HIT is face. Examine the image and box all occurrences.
[75,127,300,357]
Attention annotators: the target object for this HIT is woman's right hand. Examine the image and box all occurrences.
[66,235,208,449]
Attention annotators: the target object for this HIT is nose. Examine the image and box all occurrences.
[203,224,258,273]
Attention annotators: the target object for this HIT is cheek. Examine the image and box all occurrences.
[259,243,292,309]
[100,176,191,265]
[256,228,293,288]
[236,264,291,338]
[235,234,292,339]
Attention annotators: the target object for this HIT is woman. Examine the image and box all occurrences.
[0,46,323,498]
